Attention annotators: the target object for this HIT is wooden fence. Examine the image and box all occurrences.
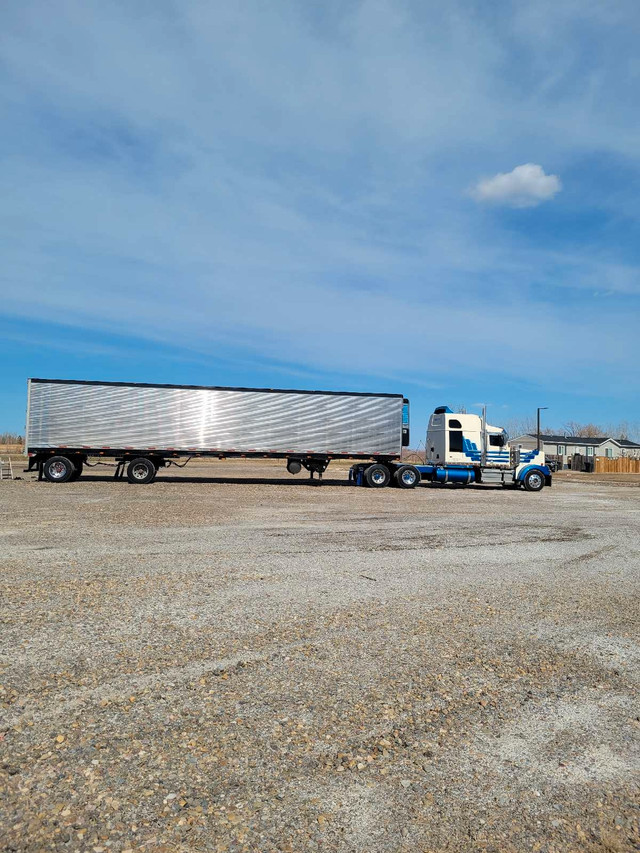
[594,456,640,474]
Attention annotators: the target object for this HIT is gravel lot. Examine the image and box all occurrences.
[2,461,639,852]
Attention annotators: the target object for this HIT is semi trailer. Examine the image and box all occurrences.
[24,378,413,486]
[24,379,551,491]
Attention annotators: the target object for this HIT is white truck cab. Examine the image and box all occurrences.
[418,406,551,491]
[426,407,509,467]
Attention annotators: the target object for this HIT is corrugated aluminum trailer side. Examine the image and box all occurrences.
[27,379,403,455]
[26,379,416,487]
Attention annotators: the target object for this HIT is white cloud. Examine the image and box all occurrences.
[471,164,562,208]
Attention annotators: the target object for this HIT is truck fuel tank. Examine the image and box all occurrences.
[417,465,476,484]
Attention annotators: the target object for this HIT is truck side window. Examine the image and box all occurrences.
[449,419,462,428]
[449,431,464,453]
[489,435,504,446]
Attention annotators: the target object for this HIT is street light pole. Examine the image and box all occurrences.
[537,407,548,452]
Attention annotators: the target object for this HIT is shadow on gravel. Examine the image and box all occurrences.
[72,474,351,487]
[69,474,515,491]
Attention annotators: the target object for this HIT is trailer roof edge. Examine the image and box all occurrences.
[27,378,404,399]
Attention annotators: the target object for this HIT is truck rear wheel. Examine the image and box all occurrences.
[126,457,156,484]
[394,465,420,489]
[365,464,391,488]
[522,469,544,492]
[43,455,75,483]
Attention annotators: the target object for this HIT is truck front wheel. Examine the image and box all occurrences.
[365,464,391,488]
[522,469,544,492]
[126,457,157,484]
[43,455,75,483]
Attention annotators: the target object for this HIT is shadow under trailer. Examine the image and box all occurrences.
[25,379,551,492]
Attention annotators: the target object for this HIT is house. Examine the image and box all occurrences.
[508,433,640,469]
[597,438,640,459]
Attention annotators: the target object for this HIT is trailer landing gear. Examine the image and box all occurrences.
[286,456,330,481]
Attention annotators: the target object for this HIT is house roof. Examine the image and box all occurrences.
[511,433,640,448]
[522,433,606,446]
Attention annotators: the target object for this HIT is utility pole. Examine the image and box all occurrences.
[481,405,487,466]
[537,407,548,452]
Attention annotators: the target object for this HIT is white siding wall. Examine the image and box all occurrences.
[509,435,537,450]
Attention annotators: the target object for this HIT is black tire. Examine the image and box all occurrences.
[394,465,420,489]
[522,469,545,492]
[70,460,84,481]
[43,455,75,483]
[364,463,391,488]
[126,457,156,484]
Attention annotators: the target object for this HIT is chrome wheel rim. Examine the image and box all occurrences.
[132,463,149,480]
[528,473,542,489]
[401,470,416,485]
[371,469,386,485]
[49,461,68,480]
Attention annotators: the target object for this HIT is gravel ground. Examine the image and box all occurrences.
[1,461,639,852]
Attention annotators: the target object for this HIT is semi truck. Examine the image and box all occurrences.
[24,378,551,491]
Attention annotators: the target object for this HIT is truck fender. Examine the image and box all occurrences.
[516,464,552,487]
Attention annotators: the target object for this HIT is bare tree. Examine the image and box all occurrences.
[0,432,23,444]
[561,421,605,437]
[602,421,640,442]
[503,416,541,439]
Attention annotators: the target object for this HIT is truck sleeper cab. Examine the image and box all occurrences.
[416,406,551,492]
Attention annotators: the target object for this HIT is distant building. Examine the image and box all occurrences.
[508,433,640,468]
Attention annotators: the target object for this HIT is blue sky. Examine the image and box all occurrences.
[1,0,639,440]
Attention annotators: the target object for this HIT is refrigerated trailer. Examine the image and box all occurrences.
[25,378,414,486]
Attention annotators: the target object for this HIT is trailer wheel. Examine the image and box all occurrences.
[43,455,75,483]
[522,469,544,492]
[126,457,156,484]
[394,465,420,489]
[69,459,84,480]
[365,464,391,488]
